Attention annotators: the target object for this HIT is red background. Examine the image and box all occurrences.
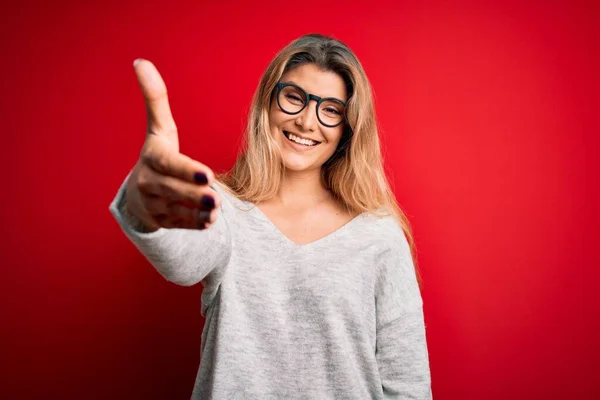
[1,1,598,399]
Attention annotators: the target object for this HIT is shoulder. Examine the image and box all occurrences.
[365,211,422,315]
[211,180,253,213]
[211,179,234,199]
[356,211,416,288]
[359,210,411,259]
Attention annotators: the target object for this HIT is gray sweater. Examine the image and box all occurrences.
[109,174,432,399]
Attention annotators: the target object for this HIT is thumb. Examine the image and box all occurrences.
[133,59,179,145]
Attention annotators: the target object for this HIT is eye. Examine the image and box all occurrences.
[322,107,342,116]
[285,93,304,104]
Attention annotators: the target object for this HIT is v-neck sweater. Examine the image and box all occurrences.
[109,173,432,399]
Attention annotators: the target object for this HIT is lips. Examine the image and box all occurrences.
[283,130,321,146]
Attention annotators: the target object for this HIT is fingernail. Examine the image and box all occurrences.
[197,221,208,229]
[198,210,211,223]
[200,195,215,209]
[194,172,208,184]
[133,58,142,67]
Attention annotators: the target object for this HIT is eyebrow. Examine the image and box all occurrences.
[283,80,346,102]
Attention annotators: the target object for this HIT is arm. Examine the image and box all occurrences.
[375,226,432,399]
[108,172,232,287]
[376,309,432,399]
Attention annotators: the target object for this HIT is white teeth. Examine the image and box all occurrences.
[288,133,317,146]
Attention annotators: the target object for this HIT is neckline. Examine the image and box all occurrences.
[249,203,367,250]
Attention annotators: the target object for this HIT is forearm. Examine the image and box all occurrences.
[108,174,232,286]
[376,308,432,399]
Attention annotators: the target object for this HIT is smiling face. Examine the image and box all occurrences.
[269,63,348,173]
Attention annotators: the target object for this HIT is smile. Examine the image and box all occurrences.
[283,131,321,147]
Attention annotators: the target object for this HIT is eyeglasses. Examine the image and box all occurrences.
[275,82,347,128]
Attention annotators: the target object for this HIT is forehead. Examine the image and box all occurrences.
[280,63,347,102]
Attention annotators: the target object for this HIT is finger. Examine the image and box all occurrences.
[133,59,178,144]
[161,219,211,230]
[137,168,221,208]
[143,198,193,219]
[126,197,162,232]
[144,200,218,230]
[174,217,214,230]
[141,138,216,185]
[143,198,218,222]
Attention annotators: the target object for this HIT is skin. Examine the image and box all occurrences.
[126,60,356,241]
[126,60,221,232]
[258,63,357,245]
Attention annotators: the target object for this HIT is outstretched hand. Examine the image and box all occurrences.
[124,59,220,231]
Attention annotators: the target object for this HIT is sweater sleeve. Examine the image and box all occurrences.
[108,172,232,290]
[374,226,432,399]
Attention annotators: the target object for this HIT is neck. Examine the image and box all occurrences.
[276,167,331,208]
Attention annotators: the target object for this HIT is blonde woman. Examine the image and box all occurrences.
[110,34,432,399]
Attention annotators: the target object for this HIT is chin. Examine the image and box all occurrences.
[281,154,320,172]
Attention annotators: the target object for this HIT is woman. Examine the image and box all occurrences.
[110,34,432,399]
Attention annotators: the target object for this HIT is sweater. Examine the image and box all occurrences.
[108,174,432,399]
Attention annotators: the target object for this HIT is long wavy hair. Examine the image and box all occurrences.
[217,34,422,287]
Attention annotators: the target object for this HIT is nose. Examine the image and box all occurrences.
[295,99,318,132]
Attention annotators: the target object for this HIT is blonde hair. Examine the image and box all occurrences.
[217,34,422,287]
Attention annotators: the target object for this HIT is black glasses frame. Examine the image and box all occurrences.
[275,82,347,128]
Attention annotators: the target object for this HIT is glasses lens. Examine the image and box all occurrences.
[278,85,306,113]
[318,99,345,126]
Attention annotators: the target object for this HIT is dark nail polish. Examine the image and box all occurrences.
[194,172,208,185]
[200,195,215,209]
[197,221,208,229]
[198,210,211,223]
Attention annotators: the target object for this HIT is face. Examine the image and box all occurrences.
[269,63,347,173]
